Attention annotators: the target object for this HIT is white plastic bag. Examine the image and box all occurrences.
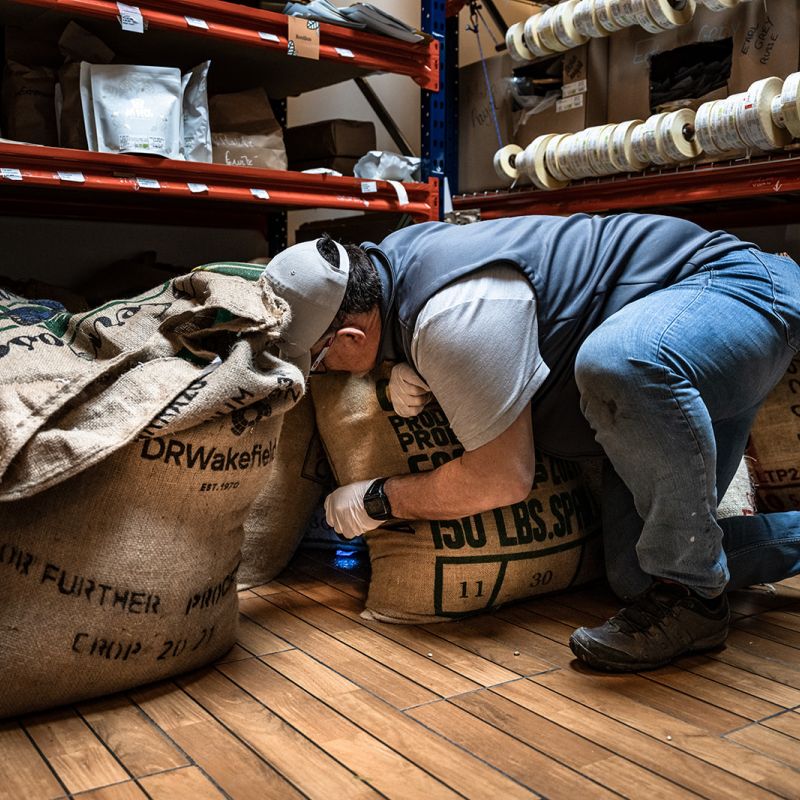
[353,150,420,181]
[89,64,183,158]
[181,61,212,163]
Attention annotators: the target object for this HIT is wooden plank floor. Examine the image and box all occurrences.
[3,548,800,800]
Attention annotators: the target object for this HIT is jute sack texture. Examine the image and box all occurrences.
[748,354,800,512]
[238,391,331,589]
[313,363,603,623]
[0,263,303,718]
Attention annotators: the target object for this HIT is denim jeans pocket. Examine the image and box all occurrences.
[752,250,800,353]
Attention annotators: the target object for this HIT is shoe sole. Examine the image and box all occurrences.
[569,628,729,673]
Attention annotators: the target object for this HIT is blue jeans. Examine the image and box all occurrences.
[574,249,800,600]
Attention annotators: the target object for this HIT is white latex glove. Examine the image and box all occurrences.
[388,362,432,418]
[324,479,384,539]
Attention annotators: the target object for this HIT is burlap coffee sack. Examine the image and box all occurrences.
[238,392,331,589]
[313,364,602,623]
[0,266,290,498]
[0,265,303,718]
[748,354,800,512]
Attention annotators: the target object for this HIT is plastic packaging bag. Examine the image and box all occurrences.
[353,150,420,181]
[87,64,183,158]
[181,61,212,163]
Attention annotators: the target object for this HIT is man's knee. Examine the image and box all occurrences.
[575,328,634,396]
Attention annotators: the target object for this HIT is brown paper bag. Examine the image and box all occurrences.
[210,88,287,170]
[1,60,58,146]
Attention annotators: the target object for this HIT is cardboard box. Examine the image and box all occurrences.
[285,119,376,165]
[458,53,515,193]
[458,40,609,193]
[608,0,799,122]
[514,38,609,147]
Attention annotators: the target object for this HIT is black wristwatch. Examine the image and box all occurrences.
[363,478,393,520]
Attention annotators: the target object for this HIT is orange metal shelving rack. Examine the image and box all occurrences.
[0,0,441,227]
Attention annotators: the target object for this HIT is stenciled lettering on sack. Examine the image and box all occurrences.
[40,563,161,614]
[0,331,65,360]
[0,542,36,577]
[184,562,240,615]
[430,484,597,550]
[140,436,277,471]
[72,632,143,662]
[138,377,209,438]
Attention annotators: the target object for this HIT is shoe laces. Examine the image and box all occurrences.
[611,585,685,635]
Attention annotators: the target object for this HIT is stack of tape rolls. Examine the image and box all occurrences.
[491,71,800,192]
[693,72,800,156]
[506,21,537,62]
[509,0,698,62]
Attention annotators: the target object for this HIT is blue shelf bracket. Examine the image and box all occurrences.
[421,0,458,216]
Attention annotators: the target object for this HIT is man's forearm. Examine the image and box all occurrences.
[384,403,536,521]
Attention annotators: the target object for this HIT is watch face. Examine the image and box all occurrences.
[364,480,391,520]
[364,495,387,517]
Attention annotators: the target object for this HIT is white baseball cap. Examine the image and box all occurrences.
[260,239,350,374]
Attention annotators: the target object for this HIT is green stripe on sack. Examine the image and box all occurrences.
[193,263,266,282]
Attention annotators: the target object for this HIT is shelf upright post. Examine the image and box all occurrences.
[421,0,458,214]
[268,97,288,255]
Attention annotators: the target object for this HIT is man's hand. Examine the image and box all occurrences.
[388,363,432,418]
[324,479,383,539]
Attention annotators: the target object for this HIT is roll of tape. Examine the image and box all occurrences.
[645,0,696,29]
[734,76,791,151]
[557,133,592,180]
[544,133,572,182]
[695,100,725,156]
[587,124,619,175]
[523,13,553,57]
[641,112,671,165]
[493,144,523,181]
[710,95,747,153]
[526,134,571,190]
[506,22,536,62]
[658,108,702,162]
[630,0,667,33]
[777,71,800,139]
[608,0,639,28]
[573,0,609,37]
[575,125,610,176]
[537,6,572,53]
[553,0,589,48]
[631,122,651,165]
[595,0,625,32]
[610,119,647,171]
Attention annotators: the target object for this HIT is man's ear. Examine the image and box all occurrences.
[334,325,367,346]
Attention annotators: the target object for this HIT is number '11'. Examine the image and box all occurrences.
[460,580,484,598]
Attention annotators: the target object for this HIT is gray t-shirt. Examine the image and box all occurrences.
[410,264,549,452]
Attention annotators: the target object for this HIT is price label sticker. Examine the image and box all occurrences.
[57,171,85,183]
[250,188,270,200]
[187,182,209,193]
[117,3,144,33]
[360,181,378,194]
[1,168,23,181]
[335,47,355,58]
[185,16,209,30]
[258,31,280,43]
[136,177,161,190]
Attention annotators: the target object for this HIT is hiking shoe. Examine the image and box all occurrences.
[569,582,730,672]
